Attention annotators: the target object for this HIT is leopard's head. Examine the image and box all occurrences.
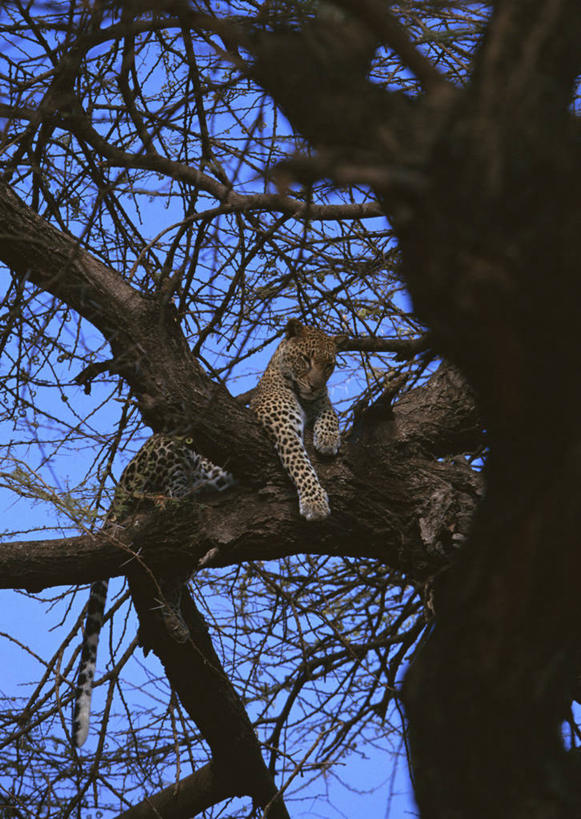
[280,319,338,401]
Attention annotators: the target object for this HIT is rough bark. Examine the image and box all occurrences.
[0,178,274,474]
[0,172,482,817]
[246,0,581,816]
[0,364,481,592]
[3,1,576,815]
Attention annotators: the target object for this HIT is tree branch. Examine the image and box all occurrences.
[123,574,290,818]
[334,0,450,93]
[0,364,482,591]
[0,178,275,474]
[244,0,581,815]
[337,332,430,358]
[115,762,242,819]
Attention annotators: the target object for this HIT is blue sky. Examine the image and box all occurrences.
[0,4,431,815]
[0,305,421,816]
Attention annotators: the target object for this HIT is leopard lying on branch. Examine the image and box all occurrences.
[72,319,340,746]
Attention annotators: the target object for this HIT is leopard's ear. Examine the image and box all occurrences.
[285,318,304,339]
[332,333,349,350]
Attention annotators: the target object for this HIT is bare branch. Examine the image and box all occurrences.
[115,763,241,819]
[0,365,482,592]
[334,0,451,93]
[124,574,290,819]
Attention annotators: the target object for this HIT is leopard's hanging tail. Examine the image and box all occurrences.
[70,434,236,747]
[72,579,108,747]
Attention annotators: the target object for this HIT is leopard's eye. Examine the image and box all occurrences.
[300,353,311,364]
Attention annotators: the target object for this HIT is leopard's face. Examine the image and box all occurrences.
[275,322,337,402]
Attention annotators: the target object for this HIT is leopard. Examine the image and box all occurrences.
[72,434,234,747]
[250,318,341,521]
[72,318,339,745]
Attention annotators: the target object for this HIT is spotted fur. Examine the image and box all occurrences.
[72,435,234,747]
[250,319,340,520]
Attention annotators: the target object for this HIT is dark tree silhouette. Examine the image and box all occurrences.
[247,1,581,817]
[0,1,578,817]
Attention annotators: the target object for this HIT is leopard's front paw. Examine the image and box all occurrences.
[299,488,331,521]
[313,419,340,456]
[314,431,340,456]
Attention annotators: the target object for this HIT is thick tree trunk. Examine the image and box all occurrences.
[247,0,581,815]
[2,2,578,815]
[399,3,581,815]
